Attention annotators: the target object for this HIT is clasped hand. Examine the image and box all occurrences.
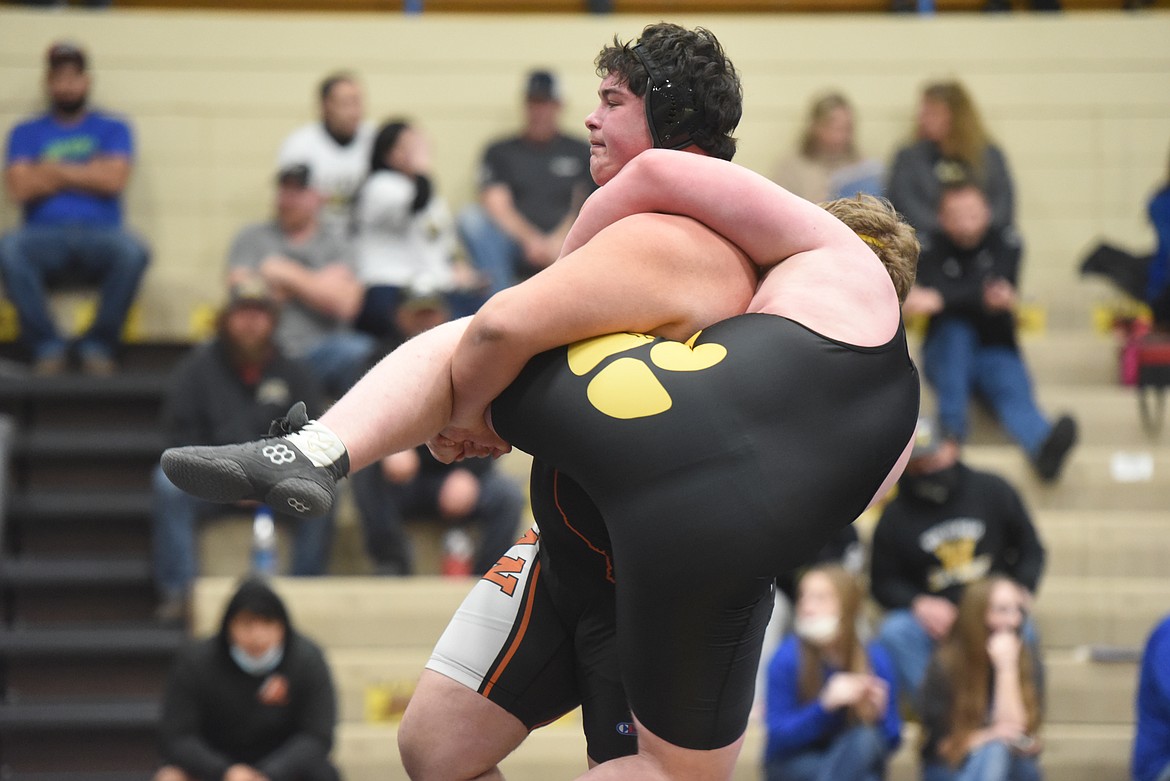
[428,420,512,464]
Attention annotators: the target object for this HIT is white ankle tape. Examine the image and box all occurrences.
[286,420,347,468]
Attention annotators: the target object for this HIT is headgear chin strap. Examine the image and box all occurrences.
[631,44,700,151]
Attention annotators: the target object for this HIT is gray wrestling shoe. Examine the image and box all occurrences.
[160,402,349,517]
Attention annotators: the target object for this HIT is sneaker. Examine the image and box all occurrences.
[160,402,349,517]
[1033,415,1077,482]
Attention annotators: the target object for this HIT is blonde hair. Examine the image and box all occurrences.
[933,576,1043,767]
[800,92,857,161]
[821,194,919,303]
[796,565,873,724]
[921,81,993,181]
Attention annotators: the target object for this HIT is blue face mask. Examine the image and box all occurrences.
[230,643,284,676]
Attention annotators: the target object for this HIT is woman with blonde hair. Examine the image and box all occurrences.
[773,91,885,204]
[919,575,1044,781]
[887,80,1016,234]
[764,564,901,781]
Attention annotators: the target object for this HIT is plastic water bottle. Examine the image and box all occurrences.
[440,528,474,577]
[251,505,278,576]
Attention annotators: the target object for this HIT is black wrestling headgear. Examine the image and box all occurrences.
[631,43,700,151]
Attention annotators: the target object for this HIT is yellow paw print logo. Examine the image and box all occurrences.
[566,332,727,419]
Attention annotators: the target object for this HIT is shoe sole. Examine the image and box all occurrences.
[161,450,334,517]
[1035,417,1078,481]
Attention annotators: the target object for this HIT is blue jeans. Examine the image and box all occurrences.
[350,462,523,576]
[456,205,525,296]
[301,331,377,398]
[765,725,889,781]
[878,609,1041,704]
[923,740,1043,781]
[0,225,149,360]
[151,465,333,600]
[922,318,1050,456]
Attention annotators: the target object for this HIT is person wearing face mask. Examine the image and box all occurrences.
[154,578,340,781]
[871,417,1046,704]
[763,565,902,781]
[918,576,1045,781]
[0,40,150,376]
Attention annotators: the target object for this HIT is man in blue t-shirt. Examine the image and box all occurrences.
[0,41,150,375]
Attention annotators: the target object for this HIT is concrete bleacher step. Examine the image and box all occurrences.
[907,328,1120,388]
[1035,576,1170,650]
[1035,509,1170,578]
[195,573,1170,655]
[1045,650,1139,725]
[962,444,1170,511]
[6,490,153,557]
[193,576,476,648]
[886,723,1133,781]
[960,385,1170,447]
[0,626,183,701]
[325,646,1142,730]
[0,701,160,776]
[331,719,1130,781]
[1016,330,1119,386]
[333,720,765,781]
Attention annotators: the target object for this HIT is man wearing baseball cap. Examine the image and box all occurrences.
[0,40,150,376]
[150,278,333,623]
[457,68,595,295]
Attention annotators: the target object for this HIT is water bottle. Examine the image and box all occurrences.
[440,528,474,577]
[251,505,278,576]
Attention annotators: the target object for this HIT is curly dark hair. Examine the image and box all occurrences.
[595,22,742,161]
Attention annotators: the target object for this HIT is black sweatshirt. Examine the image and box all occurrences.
[870,463,1046,608]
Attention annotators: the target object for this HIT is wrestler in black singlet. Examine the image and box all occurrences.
[491,312,920,750]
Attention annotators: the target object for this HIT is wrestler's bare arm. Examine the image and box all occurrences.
[441,212,756,444]
[561,148,859,265]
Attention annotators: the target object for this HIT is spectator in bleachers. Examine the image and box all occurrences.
[0,40,149,376]
[277,71,375,242]
[456,69,595,295]
[763,565,902,781]
[755,524,866,713]
[350,442,523,577]
[1146,149,1170,329]
[154,577,341,781]
[151,280,333,624]
[902,180,1077,482]
[1080,143,1170,331]
[772,91,885,205]
[871,417,1046,701]
[226,163,375,397]
[1134,613,1170,781]
[918,575,1044,781]
[887,80,1015,236]
[350,118,485,342]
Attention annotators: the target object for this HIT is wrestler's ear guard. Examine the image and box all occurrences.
[631,43,700,151]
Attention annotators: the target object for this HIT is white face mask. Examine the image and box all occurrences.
[230,643,284,676]
[794,614,840,646]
